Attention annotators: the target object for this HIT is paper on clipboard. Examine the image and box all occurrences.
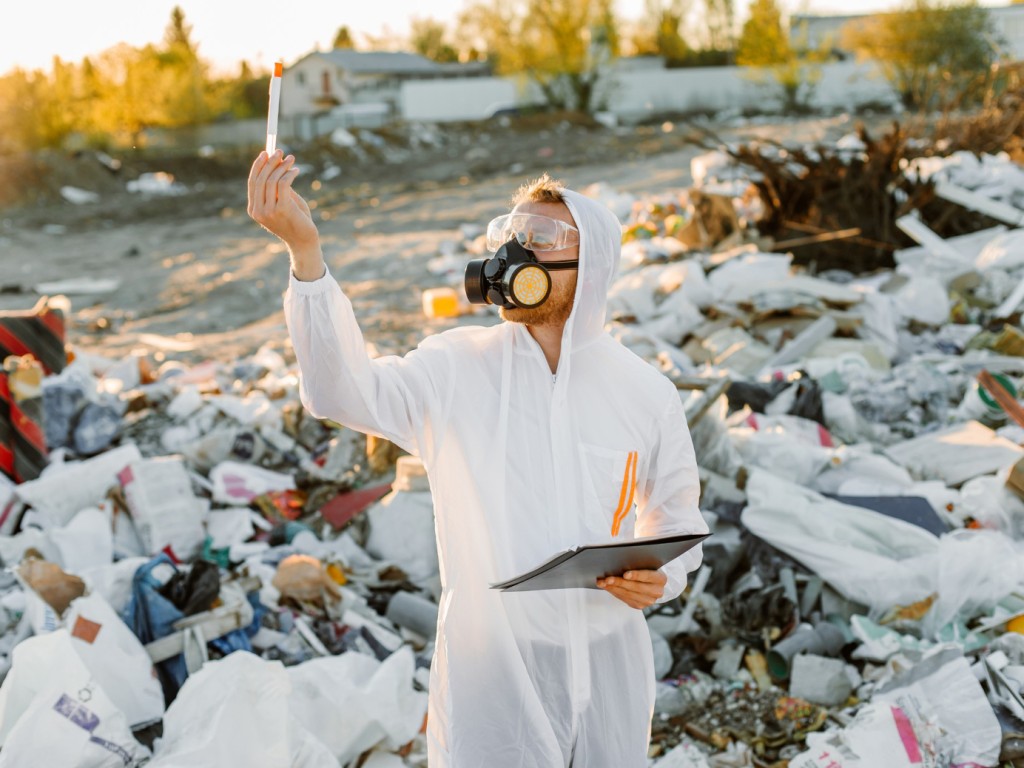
[490,531,710,592]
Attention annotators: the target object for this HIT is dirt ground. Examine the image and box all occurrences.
[0,113,872,365]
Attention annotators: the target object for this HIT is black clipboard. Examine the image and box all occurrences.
[490,532,710,592]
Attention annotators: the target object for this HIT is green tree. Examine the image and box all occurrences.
[410,17,460,62]
[737,2,827,114]
[157,6,209,127]
[91,43,166,144]
[458,0,620,112]
[736,0,790,66]
[630,0,690,61]
[0,68,61,151]
[842,0,996,109]
[332,25,356,49]
[164,6,197,56]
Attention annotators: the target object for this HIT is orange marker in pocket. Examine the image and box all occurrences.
[610,451,638,537]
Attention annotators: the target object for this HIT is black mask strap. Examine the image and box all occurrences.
[542,260,580,271]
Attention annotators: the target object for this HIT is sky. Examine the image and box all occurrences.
[4,0,1004,76]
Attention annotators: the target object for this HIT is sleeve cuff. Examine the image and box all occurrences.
[288,264,332,295]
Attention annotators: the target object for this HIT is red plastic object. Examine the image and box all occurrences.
[319,483,392,530]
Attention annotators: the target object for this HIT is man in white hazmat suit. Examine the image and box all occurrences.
[248,149,708,767]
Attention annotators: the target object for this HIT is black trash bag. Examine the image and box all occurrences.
[159,559,221,616]
[726,380,788,413]
[787,377,825,425]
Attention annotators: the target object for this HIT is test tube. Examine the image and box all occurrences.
[266,61,283,156]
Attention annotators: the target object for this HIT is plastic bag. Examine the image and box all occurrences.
[0,630,150,766]
[64,593,165,728]
[159,559,221,616]
[287,646,427,763]
[742,471,939,615]
[124,554,252,702]
[147,651,335,768]
[792,646,1000,767]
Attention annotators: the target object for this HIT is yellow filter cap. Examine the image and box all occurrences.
[511,264,550,308]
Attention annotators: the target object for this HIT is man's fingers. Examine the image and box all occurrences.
[255,150,285,210]
[623,570,667,585]
[264,155,296,207]
[600,584,647,609]
[247,151,269,214]
[289,187,311,218]
[276,166,301,205]
[603,575,662,596]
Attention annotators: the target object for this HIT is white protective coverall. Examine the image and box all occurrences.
[284,189,708,767]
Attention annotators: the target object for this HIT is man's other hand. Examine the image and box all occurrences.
[597,570,666,609]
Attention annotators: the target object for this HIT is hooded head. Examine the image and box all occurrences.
[499,175,622,351]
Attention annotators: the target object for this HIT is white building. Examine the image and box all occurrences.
[791,4,1024,61]
[279,49,490,122]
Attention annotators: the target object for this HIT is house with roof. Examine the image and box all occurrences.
[279,49,490,123]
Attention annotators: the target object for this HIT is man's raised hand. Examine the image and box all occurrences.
[247,150,318,254]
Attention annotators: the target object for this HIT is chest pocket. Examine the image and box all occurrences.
[578,443,639,538]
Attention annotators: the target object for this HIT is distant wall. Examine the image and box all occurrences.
[150,62,897,149]
[400,76,544,122]
[148,109,390,150]
[146,118,267,150]
[399,61,897,123]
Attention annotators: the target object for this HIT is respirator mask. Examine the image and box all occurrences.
[464,213,580,309]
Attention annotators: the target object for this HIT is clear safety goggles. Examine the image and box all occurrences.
[486,213,580,253]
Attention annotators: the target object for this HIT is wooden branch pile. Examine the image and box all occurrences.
[698,112,1022,275]
[708,123,924,273]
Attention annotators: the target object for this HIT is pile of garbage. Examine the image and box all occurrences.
[416,137,1024,766]
[590,143,1024,767]
[0,325,439,766]
[4,127,1024,767]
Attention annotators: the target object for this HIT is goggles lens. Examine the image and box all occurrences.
[486,213,580,252]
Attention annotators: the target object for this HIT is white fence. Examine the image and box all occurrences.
[400,61,897,124]
[399,76,545,122]
[150,62,898,149]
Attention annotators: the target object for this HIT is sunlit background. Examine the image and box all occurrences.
[4,0,937,75]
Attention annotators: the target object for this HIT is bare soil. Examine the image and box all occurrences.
[0,113,871,365]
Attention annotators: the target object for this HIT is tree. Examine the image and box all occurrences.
[157,7,209,128]
[737,0,827,113]
[842,0,996,109]
[91,44,167,144]
[410,17,460,63]
[458,0,620,113]
[630,0,690,62]
[736,0,790,66]
[164,6,197,56]
[332,25,355,49]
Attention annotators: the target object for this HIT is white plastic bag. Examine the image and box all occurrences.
[792,646,1000,767]
[741,471,939,614]
[210,461,296,505]
[51,507,114,573]
[64,593,165,728]
[287,646,427,763]
[0,631,149,766]
[148,651,336,768]
[366,490,439,591]
[10,588,163,729]
[14,444,142,527]
[743,471,1024,636]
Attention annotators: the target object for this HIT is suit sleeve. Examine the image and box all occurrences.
[633,389,709,604]
[283,267,454,460]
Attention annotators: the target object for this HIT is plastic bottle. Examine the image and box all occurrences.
[421,287,462,319]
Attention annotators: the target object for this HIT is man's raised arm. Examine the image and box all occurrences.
[248,150,453,458]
